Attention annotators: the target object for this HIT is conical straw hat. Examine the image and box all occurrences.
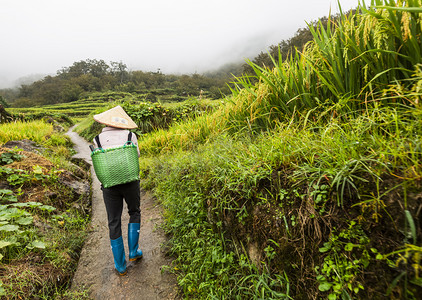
[93,105,138,129]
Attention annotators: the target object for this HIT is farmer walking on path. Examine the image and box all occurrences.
[90,105,143,275]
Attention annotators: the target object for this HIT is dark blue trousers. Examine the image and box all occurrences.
[101,180,141,240]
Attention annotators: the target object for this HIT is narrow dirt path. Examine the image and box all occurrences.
[66,126,179,300]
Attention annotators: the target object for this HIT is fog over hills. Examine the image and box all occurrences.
[0,0,359,89]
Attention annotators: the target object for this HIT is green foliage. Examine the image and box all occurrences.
[229,1,422,134]
[0,95,9,108]
[309,184,330,214]
[0,120,53,144]
[3,0,421,298]
[0,165,56,187]
[316,221,370,299]
[0,198,54,261]
[0,119,90,298]
[0,189,17,203]
[121,101,171,135]
[141,95,422,297]
[75,97,220,142]
[0,148,24,165]
[139,52,422,300]
[134,2,422,298]
[142,147,292,299]
[7,98,106,119]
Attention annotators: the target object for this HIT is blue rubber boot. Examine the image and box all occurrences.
[128,223,143,261]
[110,236,127,275]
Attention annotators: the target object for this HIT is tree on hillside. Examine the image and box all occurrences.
[0,88,19,105]
[130,71,165,90]
[0,95,9,108]
[57,59,110,79]
[111,61,129,84]
[31,76,63,105]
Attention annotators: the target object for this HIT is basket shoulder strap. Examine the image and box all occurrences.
[127,132,132,142]
[94,135,102,148]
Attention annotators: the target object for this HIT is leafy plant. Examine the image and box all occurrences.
[0,148,24,165]
[316,221,371,299]
[0,165,51,187]
[0,201,53,261]
[0,280,5,297]
[310,184,330,213]
[0,189,17,203]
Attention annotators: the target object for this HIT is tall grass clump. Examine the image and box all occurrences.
[138,1,422,299]
[226,0,422,133]
[0,119,75,170]
[142,98,422,298]
[0,120,54,144]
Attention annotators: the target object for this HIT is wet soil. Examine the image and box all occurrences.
[66,127,179,300]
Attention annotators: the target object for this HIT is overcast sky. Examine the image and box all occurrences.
[0,0,359,88]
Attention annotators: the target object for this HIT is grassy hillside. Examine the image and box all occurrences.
[0,121,91,299]
[5,91,135,121]
[135,1,422,299]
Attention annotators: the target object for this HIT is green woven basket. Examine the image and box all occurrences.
[91,143,140,188]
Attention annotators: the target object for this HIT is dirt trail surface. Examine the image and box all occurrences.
[66,127,179,300]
